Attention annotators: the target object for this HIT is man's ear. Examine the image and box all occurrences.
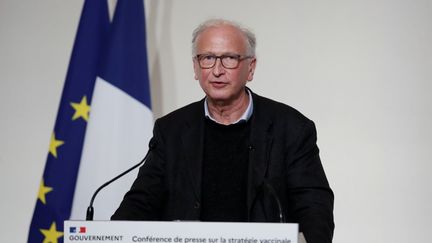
[247,57,257,81]
[193,58,199,80]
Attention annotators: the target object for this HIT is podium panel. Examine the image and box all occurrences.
[64,221,301,243]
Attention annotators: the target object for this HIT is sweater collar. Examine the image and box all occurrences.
[203,89,253,125]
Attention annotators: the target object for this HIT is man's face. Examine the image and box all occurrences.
[193,25,256,104]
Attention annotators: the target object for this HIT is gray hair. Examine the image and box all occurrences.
[191,19,256,56]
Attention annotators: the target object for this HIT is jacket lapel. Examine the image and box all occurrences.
[181,101,205,201]
[247,93,274,218]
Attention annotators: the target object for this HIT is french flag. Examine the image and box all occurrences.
[70,0,153,220]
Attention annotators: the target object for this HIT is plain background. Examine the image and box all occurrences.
[1,0,431,242]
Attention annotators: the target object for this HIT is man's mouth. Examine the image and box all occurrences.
[210,81,228,88]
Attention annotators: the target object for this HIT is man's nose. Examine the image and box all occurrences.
[212,58,225,76]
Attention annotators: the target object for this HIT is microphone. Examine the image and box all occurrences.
[85,138,157,220]
[249,180,285,223]
[262,181,285,223]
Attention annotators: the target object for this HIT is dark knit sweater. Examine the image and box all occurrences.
[200,118,251,222]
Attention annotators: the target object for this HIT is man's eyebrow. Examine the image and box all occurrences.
[198,52,240,56]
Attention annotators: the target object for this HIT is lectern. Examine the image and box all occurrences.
[64,221,306,243]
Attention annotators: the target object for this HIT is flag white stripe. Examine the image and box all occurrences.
[70,77,153,220]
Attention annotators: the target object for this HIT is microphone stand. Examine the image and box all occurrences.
[86,140,155,220]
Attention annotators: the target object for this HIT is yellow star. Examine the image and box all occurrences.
[40,222,63,243]
[70,96,90,121]
[49,132,64,158]
[38,179,53,205]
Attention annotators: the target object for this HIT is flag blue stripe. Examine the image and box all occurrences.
[99,0,152,109]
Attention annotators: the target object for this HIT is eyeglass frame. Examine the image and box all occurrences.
[194,54,254,69]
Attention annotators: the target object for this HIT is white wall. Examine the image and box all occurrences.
[1,0,431,242]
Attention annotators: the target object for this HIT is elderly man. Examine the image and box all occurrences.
[112,19,334,243]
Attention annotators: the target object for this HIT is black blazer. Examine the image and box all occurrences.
[112,91,334,243]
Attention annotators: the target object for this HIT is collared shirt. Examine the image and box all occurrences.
[204,89,254,125]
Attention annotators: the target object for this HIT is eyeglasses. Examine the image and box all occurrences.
[195,54,253,69]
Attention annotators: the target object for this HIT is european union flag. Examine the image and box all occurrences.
[28,0,153,242]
